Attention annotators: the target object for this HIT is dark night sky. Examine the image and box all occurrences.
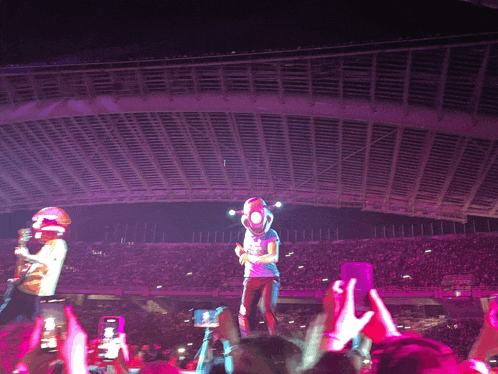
[2,0,498,65]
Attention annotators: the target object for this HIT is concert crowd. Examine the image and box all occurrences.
[1,233,498,373]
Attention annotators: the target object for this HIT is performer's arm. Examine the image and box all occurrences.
[247,241,279,264]
[15,246,50,266]
[234,243,245,257]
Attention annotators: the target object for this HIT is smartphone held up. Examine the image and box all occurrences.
[40,298,67,353]
[341,262,374,313]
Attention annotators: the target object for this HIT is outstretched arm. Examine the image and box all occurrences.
[468,299,498,363]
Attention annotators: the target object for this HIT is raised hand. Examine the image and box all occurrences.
[486,299,498,331]
[323,278,374,351]
[60,306,89,374]
[323,280,346,333]
[361,289,401,344]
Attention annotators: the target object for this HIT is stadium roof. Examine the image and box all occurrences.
[1,34,498,222]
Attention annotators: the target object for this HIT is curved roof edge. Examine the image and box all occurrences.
[2,94,498,139]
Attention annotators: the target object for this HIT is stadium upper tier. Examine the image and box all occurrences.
[0,34,498,220]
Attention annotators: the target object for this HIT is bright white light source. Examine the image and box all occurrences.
[298,266,304,269]
[157,285,162,289]
[228,209,236,216]
[187,343,193,346]
[275,201,282,208]
[402,275,410,279]
[425,249,432,253]
[250,211,263,224]
[289,321,295,324]
[322,278,328,282]
[178,347,186,353]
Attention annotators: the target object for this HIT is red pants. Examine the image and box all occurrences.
[238,277,280,337]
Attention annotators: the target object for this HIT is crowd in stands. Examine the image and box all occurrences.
[2,276,498,374]
[2,233,498,372]
[0,232,496,291]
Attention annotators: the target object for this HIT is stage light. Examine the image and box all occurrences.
[228,209,236,216]
[275,201,282,208]
[178,347,186,353]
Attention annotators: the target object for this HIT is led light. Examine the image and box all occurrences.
[228,209,236,216]
[178,347,186,353]
[275,201,282,208]
[250,211,263,224]
[298,266,304,269]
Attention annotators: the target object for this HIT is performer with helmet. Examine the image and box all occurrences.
[0,207,71,326]
[234,197,280,337]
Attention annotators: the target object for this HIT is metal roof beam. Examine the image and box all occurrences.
[127,117,173,192]
[192,67,201,100]
[339,57,344,106]
[255,114,276,196]
[227,113,254,192]
[471,44,491,119]
[0,172,27,199]
[277,62,284,104]
[248,64,256,102]
[361,121,373,201]
[101,115,153,192]
[175,112,213,191]
[84,72,93,98]
[83,118,133,192]
[148,113,192,192]
[53,118,113,192]
[408,131,436,208]
[307,59,315,106]
[402,51,412,115]
[24,121,93,194]
[370,53,377,110]
[135,69,146,98]
[1,76,15,104]
[385,126,404,204]
[436,136,470,208]
[462,141,498,213]
[489,198,498,217]
[282,116,296,193]
[203,113,233,192]
[219,67,227,100]
[436,48,450,121]
[310,118,319,194]
[0,136,53,199]
[2,125,73,198]
[29,76,40,102]
[338,119,343,201]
